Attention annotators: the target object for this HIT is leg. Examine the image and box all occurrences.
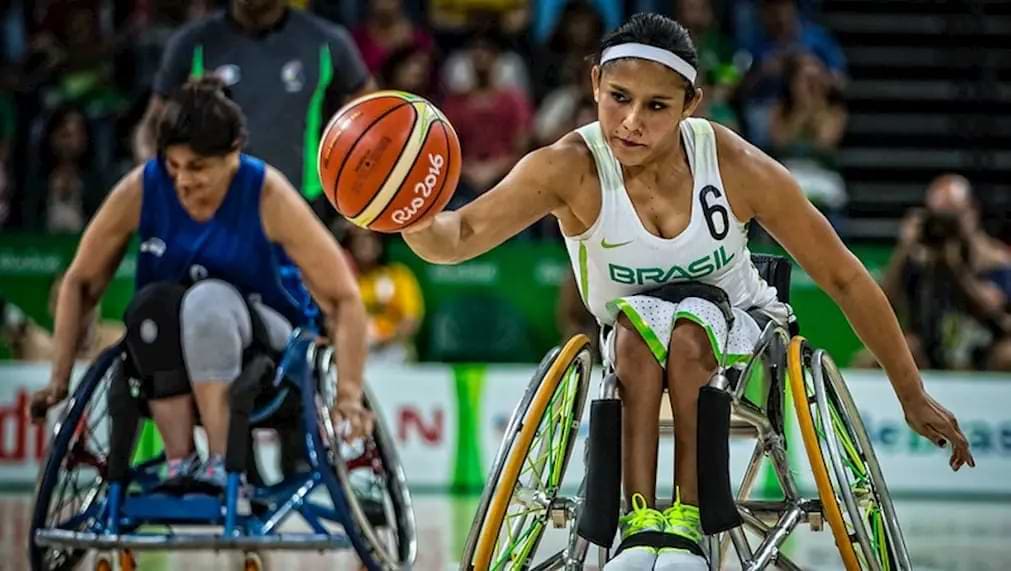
[180,280,253,457]
[665,320,717,507]
[149,395,195,459]
[615,314,665,507]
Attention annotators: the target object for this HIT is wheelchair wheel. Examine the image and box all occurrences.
[461,335,592,571]
[788,337,911,571]
[314,346,416,570]
[29,346,122,571]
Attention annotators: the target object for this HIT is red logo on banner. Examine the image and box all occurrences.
[0,390,47,462]
[397,407,444,445]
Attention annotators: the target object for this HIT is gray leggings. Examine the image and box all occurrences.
[180,279,293,382]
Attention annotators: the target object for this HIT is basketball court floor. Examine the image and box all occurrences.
[2,492,1008,570]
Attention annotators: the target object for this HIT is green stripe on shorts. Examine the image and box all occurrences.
[612,298,669,364]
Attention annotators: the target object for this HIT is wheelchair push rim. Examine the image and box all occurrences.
[29,346,121,571]
[314,345,417,570]
[463,335,592,571]
[788,337,910,571]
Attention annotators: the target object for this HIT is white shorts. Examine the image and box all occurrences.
[601,295,790,369]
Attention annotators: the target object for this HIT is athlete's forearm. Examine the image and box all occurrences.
[402,211,466,264]
[831,269,925,403]
[50,276,97,388]
[330,295,368,392]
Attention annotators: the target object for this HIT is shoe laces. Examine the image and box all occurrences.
[622,493,666,533]
[662,488,702,542]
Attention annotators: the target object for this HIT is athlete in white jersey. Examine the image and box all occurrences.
[402,13,973,570]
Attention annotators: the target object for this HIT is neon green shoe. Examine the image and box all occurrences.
[605,493,666,570]
[656,490,707,570]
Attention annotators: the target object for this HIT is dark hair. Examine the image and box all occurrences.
[155,76,247,156]
[595,13,698,97]
[40,105,93,172]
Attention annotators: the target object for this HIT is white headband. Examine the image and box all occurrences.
[600,42,697,84]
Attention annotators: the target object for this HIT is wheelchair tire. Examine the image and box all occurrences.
[788,337,911,571]
[29,345,123,571]
[461,335,593,571]
[312,346,416,571]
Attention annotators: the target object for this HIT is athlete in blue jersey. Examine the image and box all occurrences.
[30,78,370,486]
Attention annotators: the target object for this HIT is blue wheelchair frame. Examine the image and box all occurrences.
[30,328,415,570]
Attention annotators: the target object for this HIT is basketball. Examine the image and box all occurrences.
[316,91,461,233]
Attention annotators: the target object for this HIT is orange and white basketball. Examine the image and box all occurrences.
[317,91,461,233]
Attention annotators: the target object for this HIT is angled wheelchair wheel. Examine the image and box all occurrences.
[461,335,592,571]
[30,346,122,571]
[314,346,417,570]
[788,337,911,571]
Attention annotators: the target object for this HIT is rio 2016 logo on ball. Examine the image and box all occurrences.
[317,91,461,233]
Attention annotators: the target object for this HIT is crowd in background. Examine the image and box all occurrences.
[0,0,1008,370]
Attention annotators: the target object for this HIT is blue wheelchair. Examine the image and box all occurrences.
[29,328,416,570]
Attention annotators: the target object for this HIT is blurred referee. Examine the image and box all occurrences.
[134,0,375,218]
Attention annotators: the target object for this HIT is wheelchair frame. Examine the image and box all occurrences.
[462,317,911,571]
[29,329,416,571]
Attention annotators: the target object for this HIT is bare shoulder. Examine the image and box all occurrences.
[712,122,796,220]
[529,131,597,200]
[100,165,145,228]
[260,165,301,206]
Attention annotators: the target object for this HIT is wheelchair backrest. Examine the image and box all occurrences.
[750,254,793,304]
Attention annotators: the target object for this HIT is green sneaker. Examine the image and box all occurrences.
[605,493,666,570]
[655,490,707,570]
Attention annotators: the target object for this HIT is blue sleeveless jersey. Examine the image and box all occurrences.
[136,154,316,327]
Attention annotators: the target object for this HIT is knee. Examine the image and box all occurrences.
[667,322,716,372]
[180,280,249,340]
[614,314,659,385]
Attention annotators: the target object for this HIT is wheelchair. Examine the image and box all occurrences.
[460,255,911,570]
[29,328,416,571]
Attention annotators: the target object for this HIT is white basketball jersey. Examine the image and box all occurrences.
[562,118,781,326]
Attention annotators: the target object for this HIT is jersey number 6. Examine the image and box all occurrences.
[700,185,729,240]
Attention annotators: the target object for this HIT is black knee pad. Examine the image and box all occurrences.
[123,282,191,399]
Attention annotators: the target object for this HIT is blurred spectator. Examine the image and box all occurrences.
[875,175,1011,371]
[531,1,603,103]
[22,106,105,232]
[440,16,532,97]
[429,0,529,36]
[30,1,127,113]
[531,0,619,44]
[677,0,741,130]
[739,0,845,148]
[129,0,213,96]
[380,44,438,100]
[1,272,124,361]
[352,0,433,74]
[532,57,595,146]
[344,227,424,363]
[768,52,847,216]
[134,0,375,223]
[441,32,533,197]
[0,92,12,226]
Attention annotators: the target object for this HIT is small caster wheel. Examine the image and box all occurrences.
[94,552,113,571]
[243,551,264,571]
[119,549,137,571]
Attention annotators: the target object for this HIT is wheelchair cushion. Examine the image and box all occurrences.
[749,254,793,304]
[639,281,735,328]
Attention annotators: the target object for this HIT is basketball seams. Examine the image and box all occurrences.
[350,108,421,220]
[349,101,440,227]
[329,98,414,215]
[372,121,452,230]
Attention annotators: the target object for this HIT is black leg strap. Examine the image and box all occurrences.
[614,531,707,559]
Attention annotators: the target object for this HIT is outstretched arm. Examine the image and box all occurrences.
[716,125,974,471]
[402,140,579,264]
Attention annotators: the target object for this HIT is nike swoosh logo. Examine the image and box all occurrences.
[600,238,633,249]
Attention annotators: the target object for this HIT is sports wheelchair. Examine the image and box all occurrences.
[461,255,911,570]
[29,328,415,571]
